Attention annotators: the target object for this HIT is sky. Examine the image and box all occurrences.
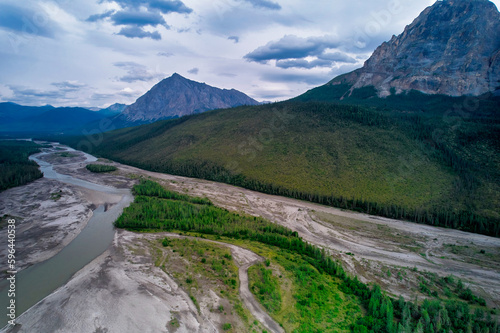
[0,0,499,108]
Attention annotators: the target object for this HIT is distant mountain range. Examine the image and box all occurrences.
[0,103,124,136]
[121,73,259,123]
[0,74,259,136]
[322,0,500,98]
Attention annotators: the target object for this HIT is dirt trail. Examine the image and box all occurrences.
[162,233,285,333]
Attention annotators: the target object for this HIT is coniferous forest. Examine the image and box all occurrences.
[0,140,42,192]
[60,95,500,237]
[116,179,499,333]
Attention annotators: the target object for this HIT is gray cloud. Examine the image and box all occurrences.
[275,51,357,69]
[276,59,333,69]
[117,26,162,40]
[91,92,116,101]
[7,85,68,105]
[260,72,332,86]
[242,0,281,10]
[111,10,168,28]
[228,36,239,43]
[88,0,192,40]
[86,10,115,22]
[149,0,193,14]
[218,73,237,78]
[51,81,87,92]
[157,52,174,57]
[244,35,340,63]
[0,3,60,38]
[114,62,164,82]
[187,68,199,75]
[244,35,360,71]
[318,52,357,63]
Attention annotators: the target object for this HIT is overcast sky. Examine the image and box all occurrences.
[0,0,499,108]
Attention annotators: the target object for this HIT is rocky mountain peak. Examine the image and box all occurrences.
[121,74,259,122]
[331,0,500,97]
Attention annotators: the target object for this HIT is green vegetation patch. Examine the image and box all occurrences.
[248,251,361,333]
[117,180,499,333]
[85,163,117,173]
[58,152,77,158]
[248,263,282,314]
[0,140,43,192]
[151,236,253,332]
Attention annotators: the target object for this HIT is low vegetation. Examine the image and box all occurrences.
[116,180,499,332]
[151,236,257,332]
[0,140,43,191]
[248,263,282,314]
[85,163,117,173]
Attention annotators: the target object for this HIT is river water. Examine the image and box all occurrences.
[0,145,132,329]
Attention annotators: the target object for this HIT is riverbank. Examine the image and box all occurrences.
[2,144,499,332]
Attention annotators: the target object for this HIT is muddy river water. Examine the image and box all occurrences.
[0,146,132,328]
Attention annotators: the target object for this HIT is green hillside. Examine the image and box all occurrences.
[60,96,500,236]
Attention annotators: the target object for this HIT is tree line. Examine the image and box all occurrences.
[0,140,43,192]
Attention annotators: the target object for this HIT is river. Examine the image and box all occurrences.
[0,144,132,329]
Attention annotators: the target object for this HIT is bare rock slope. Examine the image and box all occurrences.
[333,0,500,97]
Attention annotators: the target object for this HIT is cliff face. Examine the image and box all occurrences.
[332,0,500,97]
[122,73,259,122]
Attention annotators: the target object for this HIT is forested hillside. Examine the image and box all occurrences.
[0,140,43,191]
[60,95,500,236]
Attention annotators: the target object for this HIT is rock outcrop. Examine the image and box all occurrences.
[331,0,500,97]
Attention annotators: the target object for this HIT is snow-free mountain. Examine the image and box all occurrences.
[121,73,260,122]
[330,0,500,97]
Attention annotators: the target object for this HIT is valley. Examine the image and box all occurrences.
[1,144,498,332]
[1,1,499,331]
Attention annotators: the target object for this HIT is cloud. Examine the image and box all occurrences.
[218,73,237,78]
[149,0,193,14]
[116,26,162,40]
[117,87,139,97]
[260,72,332,86]
[276,59,333,69]
[7,85,68,105]
[318,52,357,63]
[228,36,239,43]
[87,0,192,40]
[0,3,60,38]
[91,92,116,101]
[274,51,357,69]
[114,62,164,82]
[111,10,168,28]
[51,81,87,91]
[86,10,115,22]
[157,52,174,57]
[187,68,199,75]
[242,0,281,10]
[244,35,341,63]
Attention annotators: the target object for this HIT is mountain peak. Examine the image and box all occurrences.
[121,75,259,122]
[330,0,500,97]
[170,72,184,79]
